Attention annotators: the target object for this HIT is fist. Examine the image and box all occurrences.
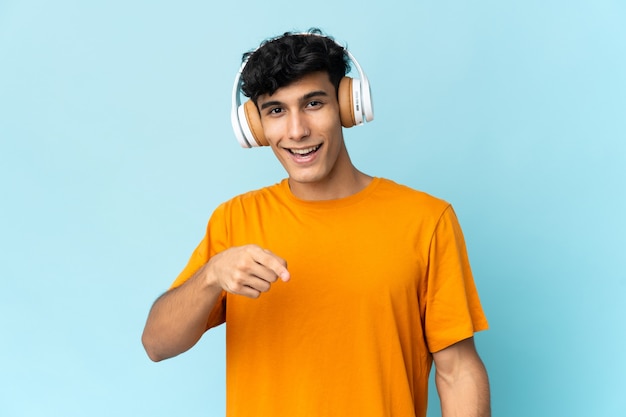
[205,245,290,298]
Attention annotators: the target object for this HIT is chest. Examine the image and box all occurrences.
[226,204,431,303]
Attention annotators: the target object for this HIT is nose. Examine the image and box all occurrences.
[286,111,310,141]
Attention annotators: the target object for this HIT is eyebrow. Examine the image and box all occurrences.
[259,90,329,110]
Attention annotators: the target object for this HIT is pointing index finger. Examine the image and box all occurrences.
[260,248,290,282]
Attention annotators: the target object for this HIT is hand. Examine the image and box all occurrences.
[204,244,290,298]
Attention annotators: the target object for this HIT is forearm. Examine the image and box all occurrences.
[141,265,222,362]
[435,356,491,417]
[142,244,290,362]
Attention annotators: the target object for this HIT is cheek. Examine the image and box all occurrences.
[260,119,280,144]
[320,109,342,135]
[323,118,344,146]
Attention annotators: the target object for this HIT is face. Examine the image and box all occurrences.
[257,71,353,199]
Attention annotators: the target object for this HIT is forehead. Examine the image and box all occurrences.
[257,71,334,105]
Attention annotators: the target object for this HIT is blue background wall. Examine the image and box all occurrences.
[1,1,624,416]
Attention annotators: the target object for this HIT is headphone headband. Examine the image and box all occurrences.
[231,32,374,148]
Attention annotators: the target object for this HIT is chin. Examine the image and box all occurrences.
[286,169,328,185]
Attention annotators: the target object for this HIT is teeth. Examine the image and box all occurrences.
[290,145,320,155]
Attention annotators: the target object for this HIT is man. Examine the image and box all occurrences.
[142,29,490,417]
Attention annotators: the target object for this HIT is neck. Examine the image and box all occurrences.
[288,170,372,201]
[288,146,372,201]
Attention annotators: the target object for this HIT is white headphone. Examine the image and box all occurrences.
[230,33,374,148]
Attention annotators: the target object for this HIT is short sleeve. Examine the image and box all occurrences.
[424,205,488,352]
[168,204,230,329]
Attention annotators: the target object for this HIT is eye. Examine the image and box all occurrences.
[307,100,323,109]
[268,107,284,116]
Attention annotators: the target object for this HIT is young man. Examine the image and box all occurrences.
[142,29,490,417]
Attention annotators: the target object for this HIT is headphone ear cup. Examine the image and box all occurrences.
[338,77,356,128]
[242,100,269,146]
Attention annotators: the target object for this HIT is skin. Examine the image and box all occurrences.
[433,337,491,417]
[141,71,367,360]
[142,69,490,416]
[142,245,289,361]
[256,71,371,201]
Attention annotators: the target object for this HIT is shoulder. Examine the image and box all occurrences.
[362,178,457,235]
[211,180,287,218]
[229,180,286,205]
[373,178,451,214]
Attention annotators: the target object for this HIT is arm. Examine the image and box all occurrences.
[141,245,290,362]
[432,337,491,417]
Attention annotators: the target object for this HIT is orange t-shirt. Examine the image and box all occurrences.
[171,178,488,417]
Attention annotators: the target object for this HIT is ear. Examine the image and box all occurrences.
[243,100,269,146]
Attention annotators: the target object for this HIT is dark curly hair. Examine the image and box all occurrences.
[240,28,350,104]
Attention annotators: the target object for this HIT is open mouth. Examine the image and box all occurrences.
[288,144,322,157]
